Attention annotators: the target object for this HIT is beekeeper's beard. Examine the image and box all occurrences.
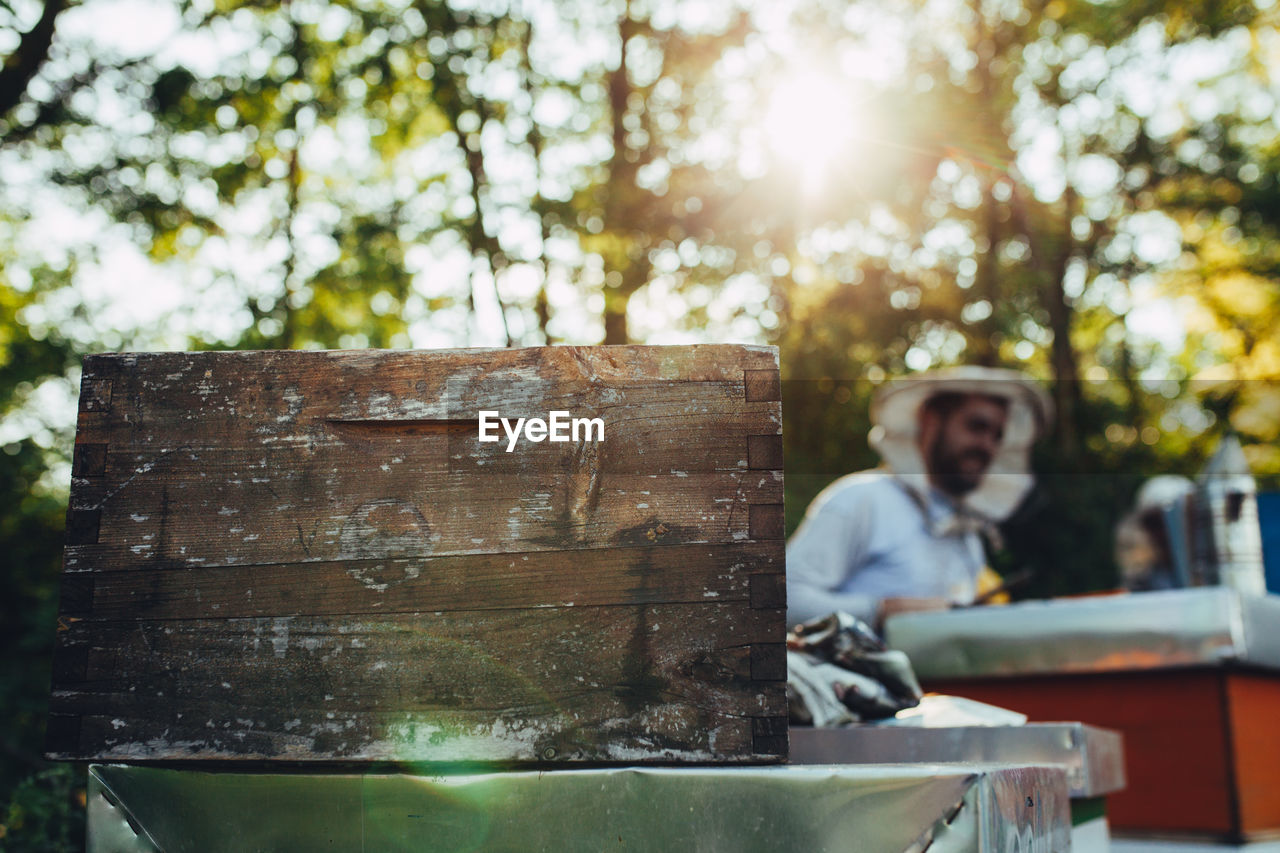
[926,431,993,497]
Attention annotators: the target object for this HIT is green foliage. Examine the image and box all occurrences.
[0,286,74,412]
[0,283,76,848]
[0,276,75,793]
[0,764,86,853]
[0,436,66,785]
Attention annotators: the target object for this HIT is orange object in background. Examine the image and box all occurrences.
[886,589,1280,844]
[924,668,1280,842]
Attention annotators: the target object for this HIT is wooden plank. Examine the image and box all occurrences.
[79,544,783,619]
[64,463,783,570]
[51,345,787,764]
[48,604,785,762]
[78,383,779,461]
[74,347,780,449]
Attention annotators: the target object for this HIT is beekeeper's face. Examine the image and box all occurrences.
[920,394,1009,496]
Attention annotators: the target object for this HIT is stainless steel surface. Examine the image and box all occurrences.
[885,589,1280,679]
[1195,435,1268,595]
[1241,593,1280,672]
[87,762,1072,852]
[1080,724,1127,799]
[789,723,1125,798]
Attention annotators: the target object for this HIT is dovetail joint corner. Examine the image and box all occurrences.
[44,714,83,758]
[66,509,101,546]
[72,443,108,478]
[79,379,113,413]
[751,716,788,756]
[746,435,784,470]
[748,504,785,541]
[750,643,787,682]
[744,370,781,403]
[749,573,786,610]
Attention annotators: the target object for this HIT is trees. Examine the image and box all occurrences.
[768,0,1278,595]
[0,282,76,812]
[0,0,764,826]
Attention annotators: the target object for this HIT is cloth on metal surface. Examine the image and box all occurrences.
[786,611,923,725]
[87,763,1072,853]
[884,695,1028,728]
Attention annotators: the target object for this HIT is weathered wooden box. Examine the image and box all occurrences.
[47,346,786,764]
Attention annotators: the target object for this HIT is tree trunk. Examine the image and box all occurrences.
[280,3,305,349]
[0,0,67,122]
[969,0,1002,366]
[602,1,638,344]
[1044,186,1081,455]
[974,178,1001,366]
[520,12,553,344]
[1008,179,1082,455]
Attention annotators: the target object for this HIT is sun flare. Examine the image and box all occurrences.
[763,69,864,193]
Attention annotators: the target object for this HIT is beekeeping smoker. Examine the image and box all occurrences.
[786,367,1052,629]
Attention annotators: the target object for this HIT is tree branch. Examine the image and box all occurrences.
[0,0,67,120]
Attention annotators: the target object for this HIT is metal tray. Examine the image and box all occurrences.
[87,762,1070,852]
[790,723,1125,798]
[886,589,1280,679]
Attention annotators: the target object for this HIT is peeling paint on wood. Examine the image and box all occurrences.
[49,345,786,764]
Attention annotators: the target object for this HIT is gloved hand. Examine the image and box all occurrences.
[787,611,923,723]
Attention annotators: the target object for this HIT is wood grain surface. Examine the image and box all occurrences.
[48,346,787,764]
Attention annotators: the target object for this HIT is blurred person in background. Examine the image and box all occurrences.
[787,367,1052,630]
[1114,475,1195,592]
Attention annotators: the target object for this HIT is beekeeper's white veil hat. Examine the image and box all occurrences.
[868,367,1053,522]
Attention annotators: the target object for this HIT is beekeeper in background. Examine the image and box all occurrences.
[786,367,1052,629]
